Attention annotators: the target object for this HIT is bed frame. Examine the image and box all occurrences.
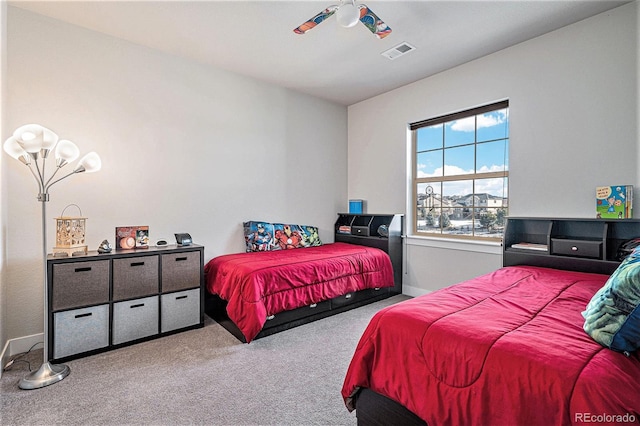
[206,287,394,343]
[353,216,640,425]
[206,213,404,343]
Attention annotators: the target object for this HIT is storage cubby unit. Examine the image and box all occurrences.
[47,244,204,362]
[503,217,640,275]
[334,213,403,293]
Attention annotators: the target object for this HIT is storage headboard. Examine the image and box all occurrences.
[503,217,640,275]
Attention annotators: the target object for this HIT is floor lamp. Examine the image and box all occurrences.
[3,124,101,390]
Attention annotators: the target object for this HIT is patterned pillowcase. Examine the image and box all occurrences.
[300,225,323,247]
[243,221,323,252]
[243,221,276,252]
[582,247,640,354]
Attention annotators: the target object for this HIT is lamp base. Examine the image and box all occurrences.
[18,361,70,390]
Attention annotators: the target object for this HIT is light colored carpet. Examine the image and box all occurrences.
[1,294,410,426]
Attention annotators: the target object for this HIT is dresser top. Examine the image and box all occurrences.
[48,244,204,262]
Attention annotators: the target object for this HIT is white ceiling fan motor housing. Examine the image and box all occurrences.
[336,0,360,28]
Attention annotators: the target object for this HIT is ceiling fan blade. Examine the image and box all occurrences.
[358,5,392,39]
[293,5,339,34]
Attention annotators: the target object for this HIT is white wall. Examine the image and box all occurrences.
[0,0,8,368]
[348,2,638,295]
[2,2,637,349]
[2,7,347,345]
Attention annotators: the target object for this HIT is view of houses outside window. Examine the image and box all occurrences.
[412,101,509,240]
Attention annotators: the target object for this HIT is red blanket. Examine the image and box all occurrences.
[342,266,640,425]
[205,242,394,342]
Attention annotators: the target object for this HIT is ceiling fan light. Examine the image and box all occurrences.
[336,2,360,28]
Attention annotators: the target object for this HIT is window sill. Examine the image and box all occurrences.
[405,235,503,255]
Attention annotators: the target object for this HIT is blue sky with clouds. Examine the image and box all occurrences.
[416,108,509,198]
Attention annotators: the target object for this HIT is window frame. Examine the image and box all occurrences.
[410,100,509,242]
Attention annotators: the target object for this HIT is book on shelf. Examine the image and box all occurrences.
[510,242,548,251]
[337,225,352,234]
[596,185,633,219]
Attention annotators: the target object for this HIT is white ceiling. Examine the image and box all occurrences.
[9,0,630,106]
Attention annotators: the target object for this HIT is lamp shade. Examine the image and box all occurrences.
[336,1,360,28]
[54,140,80,166]
[13,124,59,153]
[3,136,30,163]
[74,151,101,173]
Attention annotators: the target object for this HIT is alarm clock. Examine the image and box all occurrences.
[175,233,192,246]
[377,224,389,237]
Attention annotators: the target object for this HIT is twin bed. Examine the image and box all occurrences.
[204,218,401,343]
[342,265,640,425]
[205,241,395,342]
[204,217,640,425]
[343,217,640,425]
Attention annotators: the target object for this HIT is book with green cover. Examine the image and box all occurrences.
[596,185,633,219]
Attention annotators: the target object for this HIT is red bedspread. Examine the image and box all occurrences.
[205,242,394,343]
[342,266,640,425]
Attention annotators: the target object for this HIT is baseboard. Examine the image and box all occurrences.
[0,333,44,378]
[401,285,431,298]
[0,340,10,379]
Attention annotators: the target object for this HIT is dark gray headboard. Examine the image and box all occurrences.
[503,217,640,275]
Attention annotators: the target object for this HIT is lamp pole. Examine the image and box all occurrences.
[18,194,71,390]
[3,124,101,390]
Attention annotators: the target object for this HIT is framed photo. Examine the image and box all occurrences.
[115,226,149,250]
[136,226,149,248]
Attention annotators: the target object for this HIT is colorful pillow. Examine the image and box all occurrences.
[582,247,640,353]
[243,221,275,252]
[243,221,322,252]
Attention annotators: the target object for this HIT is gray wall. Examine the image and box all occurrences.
[1,7,347,352]
[347,2,638,295]
[1,2,638,356]
[0,1,7,366]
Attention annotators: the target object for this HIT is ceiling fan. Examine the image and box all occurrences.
[293,0,392,39]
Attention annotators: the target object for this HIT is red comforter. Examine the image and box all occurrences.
[205,242,394,343]
[342,266,640,425]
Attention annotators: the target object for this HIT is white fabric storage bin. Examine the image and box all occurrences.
[112,295,159,345]
[53,304,109,359]
[161,288,200,333]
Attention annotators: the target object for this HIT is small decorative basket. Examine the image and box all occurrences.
[53,204,88,257]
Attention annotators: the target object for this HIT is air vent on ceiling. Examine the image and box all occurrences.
[381,42,416,60]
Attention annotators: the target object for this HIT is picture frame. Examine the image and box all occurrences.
[115,226,149,250]
[136,226,150,248]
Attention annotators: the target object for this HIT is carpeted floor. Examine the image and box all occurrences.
[1,294,410,426]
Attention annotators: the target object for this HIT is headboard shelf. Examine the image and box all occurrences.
[504,217,640,275]
[335,213,403,293]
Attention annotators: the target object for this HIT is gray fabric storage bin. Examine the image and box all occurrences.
[53,304,109,359]
[161,288,200,333]
[112,295,159,345]
[161,252,201,292]
[112,256,159,301]
[52,260,110,311]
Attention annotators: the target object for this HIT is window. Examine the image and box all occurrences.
[411,100,509,241]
